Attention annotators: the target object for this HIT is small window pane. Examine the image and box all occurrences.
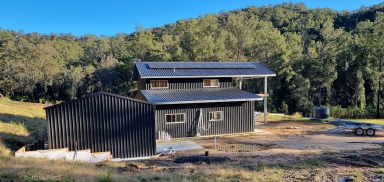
[204,80,211,86]
[160,81,167,87]
[175,114,181,122]
[171,115,175,122]
[216,112,221,119]
[166,115,172,122]
[211,79,218,86]
[151,81,158,87]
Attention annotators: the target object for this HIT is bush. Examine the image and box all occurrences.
[55,100,63,104]
[0,97,13,103]
[328,105,381,119]
[13,96,31,102]
[38,98,45,104]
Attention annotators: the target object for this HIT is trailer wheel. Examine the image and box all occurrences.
[366,128,375,136]
[354,128,364,136]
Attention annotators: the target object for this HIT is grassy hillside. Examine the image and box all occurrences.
[0,97,47,154]
[1,98,384,181]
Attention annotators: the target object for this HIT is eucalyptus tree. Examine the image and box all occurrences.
[52,34,83,100]
[96,54,118,93]
[174,14,219,61]
[245,21,295,112]
[0,30,18,97]
[370,12,384,118]
[224,11,258,61]
[131,26,157,61]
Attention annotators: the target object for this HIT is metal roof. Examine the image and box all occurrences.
[140,88,263,105]
[44,91,154,110]
[133,62,276,80]
[147,62,257,69]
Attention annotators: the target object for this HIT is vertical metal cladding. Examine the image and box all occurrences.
[44,92,156,159]
[146,78,233,90]
[155,101,254,139]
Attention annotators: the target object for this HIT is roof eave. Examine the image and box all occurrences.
[151,98,263,105]
[139,74,276,79]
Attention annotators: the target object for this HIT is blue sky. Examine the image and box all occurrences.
[0,0,382,36]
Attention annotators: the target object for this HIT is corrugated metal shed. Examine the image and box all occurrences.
[132,62,276,80]
[44,92,156,159]
[139,88,262,104]
[142,77,233,90]
[155,101,255,138]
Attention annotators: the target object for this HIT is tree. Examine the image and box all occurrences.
[224,11,258,61]
[96,55,118,93]
[369,12,384,118]
[131,26,156,61]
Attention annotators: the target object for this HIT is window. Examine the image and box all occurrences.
[151,80,168,89]
[166,113,185,123]
[209,111,223,121]
[203,79,219,87]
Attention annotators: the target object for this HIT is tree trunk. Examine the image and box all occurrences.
[377,56,382,118]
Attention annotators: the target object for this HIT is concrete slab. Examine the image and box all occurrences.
[111,157,151,162]
[253,129,271,134]
[156,141,203,154]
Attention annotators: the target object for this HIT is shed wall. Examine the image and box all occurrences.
[155,101,254,139]
[137,76,146,90]
[146,78,233,90]
[45,94,156,159]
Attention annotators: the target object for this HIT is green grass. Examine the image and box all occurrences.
[255,113,310,122]
[0,97,47,152]
[341,119,384,125]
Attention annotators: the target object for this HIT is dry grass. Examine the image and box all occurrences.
[0,151,382,181]
[0,142,10,156]
[0,97,46,118]
[0,155,115,181]
[0,97,47,151]
[0,98,382,181]
[254,114,311,123]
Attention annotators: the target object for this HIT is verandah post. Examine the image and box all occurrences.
[264,76,267,124]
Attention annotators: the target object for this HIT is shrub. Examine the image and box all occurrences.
[55,100,63,104]
[38,98,45,104]
[328,105,381,119]
[19,96,30,102]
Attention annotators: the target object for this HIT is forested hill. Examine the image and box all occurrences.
[1,2,384,117]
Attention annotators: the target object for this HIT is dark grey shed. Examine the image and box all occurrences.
[44,92,156,159]
[155,101,255,138]
[133,62,276,139]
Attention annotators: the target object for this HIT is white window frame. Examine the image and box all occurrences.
[151,80,168,89]
[165,113,185,124]
[203,79,219,87]
[209,111,223,121]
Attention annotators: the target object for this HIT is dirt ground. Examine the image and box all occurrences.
[125,120,384,181]
[172,120,384,160]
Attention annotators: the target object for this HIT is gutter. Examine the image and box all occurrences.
[151,98,263,105]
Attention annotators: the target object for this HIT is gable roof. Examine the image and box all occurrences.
[44,91,154,110]
[139,88,262,105]
[133,62,276,80]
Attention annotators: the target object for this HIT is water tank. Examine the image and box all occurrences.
[313,107,330,119]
